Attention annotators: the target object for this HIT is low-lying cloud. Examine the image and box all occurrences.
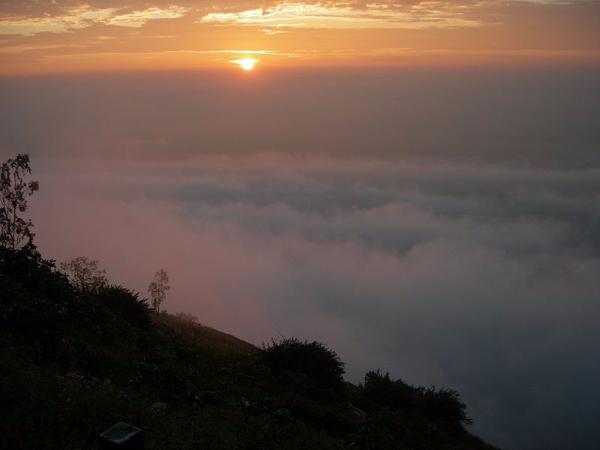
[29,155,600,450]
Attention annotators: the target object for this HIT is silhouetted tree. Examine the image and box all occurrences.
[60,256,108,292]
[0,154,39,250]
[148,269,170,313]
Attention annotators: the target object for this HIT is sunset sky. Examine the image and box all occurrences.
[1,0,599,73]
[1,2,600,450]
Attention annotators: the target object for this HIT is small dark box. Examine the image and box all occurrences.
[99,422,143,450]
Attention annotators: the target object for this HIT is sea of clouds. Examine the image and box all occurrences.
[3,67,599,449]
[28,155,600,450]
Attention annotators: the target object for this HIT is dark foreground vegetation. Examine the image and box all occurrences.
[1,154,496,449]
[0,245,497,450]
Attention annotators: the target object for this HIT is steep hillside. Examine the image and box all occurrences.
[0,246,498,450]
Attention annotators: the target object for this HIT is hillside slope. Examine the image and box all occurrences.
[0,246,498,450]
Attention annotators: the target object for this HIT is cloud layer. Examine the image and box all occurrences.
[3,67,598,450]
[28,155,600,450]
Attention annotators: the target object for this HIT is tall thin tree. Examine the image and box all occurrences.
[0,154,39,250]
[148,269,170,313]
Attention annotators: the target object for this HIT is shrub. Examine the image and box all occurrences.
[91,285,151,328]
[361,370,415,412]
[0,246,76,352]
[359,370,471,430]
[417,386,472,429]
[260,338,345,392]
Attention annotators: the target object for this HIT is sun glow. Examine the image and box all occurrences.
[231,57,259,71]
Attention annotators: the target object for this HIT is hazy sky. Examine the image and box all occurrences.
[2,2,600,450]
[1,0,600,73]
[2,70,599,165]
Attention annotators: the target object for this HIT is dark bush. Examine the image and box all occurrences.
[260,338,345,392]
[361,370,416,412]
[356,371,472,432]
[91,285,151,328]
[0,245,72,303]
[417,386,472,429]
[0,245,76,352]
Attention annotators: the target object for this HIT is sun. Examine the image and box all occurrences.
[231,57,259,71]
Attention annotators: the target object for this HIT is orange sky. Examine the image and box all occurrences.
[1,0,599,74]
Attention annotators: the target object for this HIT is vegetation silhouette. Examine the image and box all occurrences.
[60,256,108,293]
[0,153,38,250]
[148,269,170,313]
[0,154,497,450]
[260,338,346,400]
